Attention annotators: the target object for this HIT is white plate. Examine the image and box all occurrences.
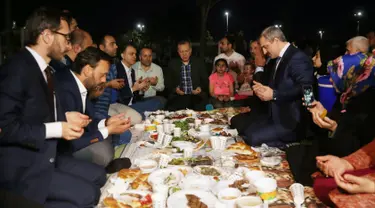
[167,166,193,176]
[193,165,223,177]
[171,141,197,149]
[179,174,216,191]
[212,180,232,195]
[147,169,184,186]
[106,190,152,207]
[167,189,219,208]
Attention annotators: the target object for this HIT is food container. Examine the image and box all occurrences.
[254,178,277,202]
[153,119,162,125]
[145,124,157,132]
[218,188,241,208]
[235,196,263,208]
[150,132,158,141]
[245,171,265,184]
[156,115,165,121]
[138,159,158,173]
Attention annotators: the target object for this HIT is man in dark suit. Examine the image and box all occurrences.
[165,40,208,111]
[55,47,131,167]
[115,43,162,117]
[244,26,314,147]
[0,8,106,207]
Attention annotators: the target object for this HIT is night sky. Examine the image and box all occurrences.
[2,0,375,43]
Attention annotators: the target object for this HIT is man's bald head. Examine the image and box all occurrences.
[70,29,93,53]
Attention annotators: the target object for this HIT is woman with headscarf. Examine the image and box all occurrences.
[313,55,375,206]
[287,52,375,186]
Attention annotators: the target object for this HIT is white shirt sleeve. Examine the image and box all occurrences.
[152,66,165,91]
[98,119,106,128]
[98,119,109,139]
[44,122,63,139]
[255,67,264,74]
[99,127,109,139]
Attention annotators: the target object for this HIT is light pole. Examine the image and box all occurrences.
[318,30,324,40]
[224,11,229,33]
[274,24,282,28]
[137,23,145,32]
[354,11,363,35]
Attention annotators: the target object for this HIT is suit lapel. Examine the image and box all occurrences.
[23,50,50,104]
[273,46,293,87]
[63,71,84,113]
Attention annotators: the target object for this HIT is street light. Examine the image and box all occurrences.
[318,30,324,40]
[354,11,363,35]
[274,24,282,28]
[137,23,145,32]
[224,11,229,33]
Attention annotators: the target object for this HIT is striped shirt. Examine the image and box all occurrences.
[93,64,117,120]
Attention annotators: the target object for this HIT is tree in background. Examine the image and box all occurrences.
[197,0,222,58]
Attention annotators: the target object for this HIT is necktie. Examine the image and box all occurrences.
[273,56,282,80]
[131,68,135,84]
[45,66,55,120]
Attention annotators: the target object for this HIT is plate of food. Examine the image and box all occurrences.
[171,141,197,150]
[211,127,225,135]
[116,169,142,182]
[179,174,216,191]
[187,156,213,167]
[168,165,193,176]
[167,189,218,208]
[147,169,184,187]
[129,173,152,191]
[226,142,256,155]
[171,135,201,144]
[193,165,222,177]
[102,190,152,208]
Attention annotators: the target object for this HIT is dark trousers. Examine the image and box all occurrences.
[243,115,296,147]
[0,189,44,208]
[44,155,106,208]
[131,97,163,119]
[167,94,207,111]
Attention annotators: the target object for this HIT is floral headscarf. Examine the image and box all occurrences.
[327,52,375,108]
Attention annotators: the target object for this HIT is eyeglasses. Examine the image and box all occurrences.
[52,31,71,42]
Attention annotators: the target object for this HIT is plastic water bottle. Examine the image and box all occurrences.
[205,104,214,111]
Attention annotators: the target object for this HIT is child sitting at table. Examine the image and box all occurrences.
[209,58,234,108]
[237,62,255,96]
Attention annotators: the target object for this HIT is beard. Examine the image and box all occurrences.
[47,39,66,61]
[88,82,106,99]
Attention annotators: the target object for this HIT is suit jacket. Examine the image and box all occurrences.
[165,57,208,97]
[54,70,104,153]
[116,62,141,105]
[0,49,60,203]
[49,55,73,73]
[269,45,314,130]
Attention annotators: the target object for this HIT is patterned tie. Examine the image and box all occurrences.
[45,66,55,120]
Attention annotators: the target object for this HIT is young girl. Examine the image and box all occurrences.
[209,58,234,108]
[237,62,255,96]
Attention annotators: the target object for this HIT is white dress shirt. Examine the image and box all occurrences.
[121,61,134,105]
[70,71,109,139]
[25,46,62,139]
[275,42,291,71]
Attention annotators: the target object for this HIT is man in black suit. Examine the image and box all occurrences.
[0,8,106,207]
[55,47,132,167]
[165,40,208,111]
[244,26,314,147]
